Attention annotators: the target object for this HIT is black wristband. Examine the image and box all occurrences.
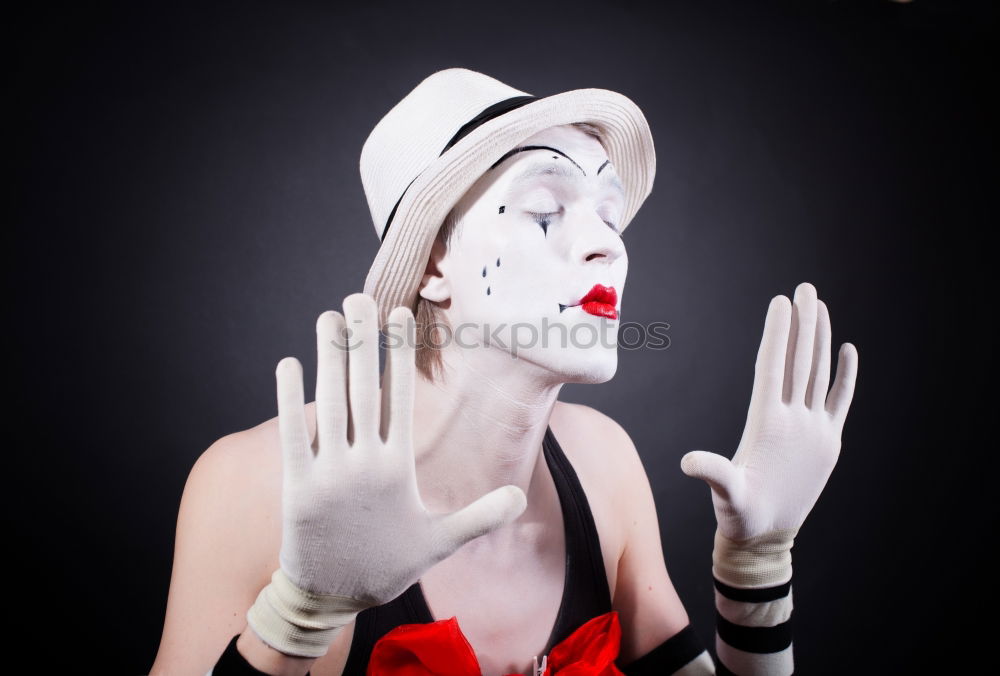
[619,623,709,675]
[213,633,312,676]
[715,609,793,654]
[713,575,792,603]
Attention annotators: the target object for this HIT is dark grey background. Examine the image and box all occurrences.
[12,0,994,673]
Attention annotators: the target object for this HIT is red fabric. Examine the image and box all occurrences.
[366,610,625,676]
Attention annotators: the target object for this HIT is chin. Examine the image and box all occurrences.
[565,360,618,385]
[517,345,619,385]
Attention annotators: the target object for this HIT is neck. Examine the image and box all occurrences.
[411,338,563,521]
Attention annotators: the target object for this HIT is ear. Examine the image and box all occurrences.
[418,236,451,303]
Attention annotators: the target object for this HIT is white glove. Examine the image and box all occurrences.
[680,282,858,543]
[246,293,528,657]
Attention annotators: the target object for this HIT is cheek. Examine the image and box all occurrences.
[477,243,562,310]
[460,212,562,310]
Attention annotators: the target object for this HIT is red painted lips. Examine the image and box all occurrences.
[578,284,618,319]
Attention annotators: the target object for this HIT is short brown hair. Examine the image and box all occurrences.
[413,121,606,383]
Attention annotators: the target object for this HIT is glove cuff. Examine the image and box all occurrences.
[245,567,371,658]
[712,527,798,589]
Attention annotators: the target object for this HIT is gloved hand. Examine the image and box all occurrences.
[680,282,858,543]
[247,293,528,657]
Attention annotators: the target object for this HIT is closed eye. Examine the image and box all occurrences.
[527,210,621,236]
[528,210,559,235]
[527,211,559,222]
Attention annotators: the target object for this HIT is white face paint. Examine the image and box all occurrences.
[419,124,628,385]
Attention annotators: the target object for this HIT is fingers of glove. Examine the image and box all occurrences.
[430,485,528,562]
[276,357,311,485]
[342,293,382,446]
[787,282,818,405]
[753,295,792,408]
[826,342,859,427]
[380,306,417,454]
[680,450,738,503]
[316,310,349,454]
[807,300,832,411]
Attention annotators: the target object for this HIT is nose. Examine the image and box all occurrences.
[568,210,626,266]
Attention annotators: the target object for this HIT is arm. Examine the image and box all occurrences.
[607,417,795,676]
[680,283,858,675]
[148,434,323,676]
[606,420,715,674]
[708,528,795,675]
[155,295,529,675]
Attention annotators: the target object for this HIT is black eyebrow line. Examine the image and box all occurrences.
[597,159,611,174]
[488,145,586,175]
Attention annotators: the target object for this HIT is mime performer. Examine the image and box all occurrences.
[150,67,859,676]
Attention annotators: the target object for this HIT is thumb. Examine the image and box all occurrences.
[431,484,528,560]
[680,450,737,502]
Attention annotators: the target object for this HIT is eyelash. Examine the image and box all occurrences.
[527,211,621,234]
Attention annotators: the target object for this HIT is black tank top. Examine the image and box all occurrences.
[342,424,613,674]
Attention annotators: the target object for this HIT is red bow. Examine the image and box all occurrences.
[366,610,625,676]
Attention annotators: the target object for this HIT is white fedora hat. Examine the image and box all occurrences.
[360,67,656,330]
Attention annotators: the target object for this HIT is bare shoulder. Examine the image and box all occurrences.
[550,400,636,445]
[149,421,279,674]
[549,399,644,499]
[190,414,287,584]
[151,403,355,676]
